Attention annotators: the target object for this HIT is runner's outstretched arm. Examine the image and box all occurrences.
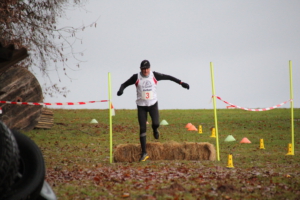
[153,71,190,90]
[117,74,138,96]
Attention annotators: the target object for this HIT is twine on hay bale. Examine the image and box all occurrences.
[114,141,216,162]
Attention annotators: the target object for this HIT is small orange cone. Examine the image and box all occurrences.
[188,125,198,131]
[240,137,251,143]
[185,123,193,128]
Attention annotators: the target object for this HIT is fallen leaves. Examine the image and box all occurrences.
[44,161,300,199]
[28,108,300,199]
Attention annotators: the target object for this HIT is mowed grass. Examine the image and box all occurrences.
[26,108,300,199]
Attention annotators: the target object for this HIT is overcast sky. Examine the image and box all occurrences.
[35,1,300,110]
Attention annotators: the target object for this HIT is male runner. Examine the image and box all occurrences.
[117,60,190,161]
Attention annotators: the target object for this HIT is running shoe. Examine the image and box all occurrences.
[153,130,160,139]
[139,153,149,162]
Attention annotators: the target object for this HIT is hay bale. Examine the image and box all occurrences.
[114,141,216,162]
[183,142,200,160]
[163,141,186,160]
[113,143,140,162]
[146,142,164,160]
[205,142,217,161]
[184,142,216,161]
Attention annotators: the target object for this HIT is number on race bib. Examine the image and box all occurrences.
[142,91,153,100]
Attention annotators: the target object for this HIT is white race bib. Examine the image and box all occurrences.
[142,91,153,100]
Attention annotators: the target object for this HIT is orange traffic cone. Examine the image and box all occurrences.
[185,123,193,128]
[240,137,251,143]
[188,125,198,131]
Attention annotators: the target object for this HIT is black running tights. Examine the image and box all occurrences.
[137,101,160,153]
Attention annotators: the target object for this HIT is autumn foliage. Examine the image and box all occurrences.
[0,0,95,97]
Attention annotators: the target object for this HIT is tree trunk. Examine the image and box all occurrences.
[0,66,43,131]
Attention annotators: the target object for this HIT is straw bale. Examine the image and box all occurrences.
[205,142,216,161]
[113,141,216,162]
[113,143,140,162]
[183,142,200,160]
[162,141,186,160]
[146,142,164,160]
[183,142,216,161]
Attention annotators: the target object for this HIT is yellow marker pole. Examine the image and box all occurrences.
[289,61,294,155]
[210,62,220,161]
[108,72,113,163]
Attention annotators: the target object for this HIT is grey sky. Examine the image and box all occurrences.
[35,1,300,110]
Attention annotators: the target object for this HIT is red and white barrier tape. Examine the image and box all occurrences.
[0,100,116,116]
[213,96,292,111]
[0,100,108,106]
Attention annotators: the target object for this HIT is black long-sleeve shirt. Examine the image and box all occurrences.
[118,71,181,92]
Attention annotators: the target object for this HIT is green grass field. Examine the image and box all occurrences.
[26,108,300,199]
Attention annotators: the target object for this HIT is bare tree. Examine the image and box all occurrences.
[0,0,97,97]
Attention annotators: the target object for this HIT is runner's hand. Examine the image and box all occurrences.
[181,82,190,90]
[117,90,123,96]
